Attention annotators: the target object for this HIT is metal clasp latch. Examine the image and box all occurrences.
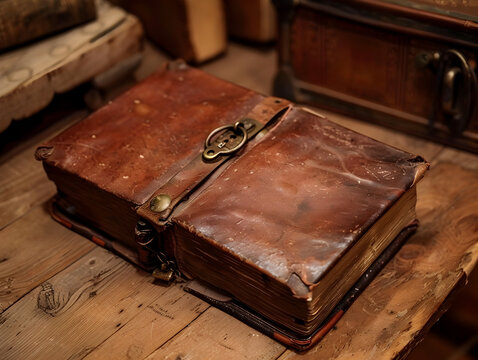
[135,219,181,284]
[202,121,249,161]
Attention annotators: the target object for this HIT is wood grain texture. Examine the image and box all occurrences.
[0,151,55,230]
[145,307,285,360]
[278,162,478,359]
[0,247,176,360]
[0,110,86,230]
[83,285,208,360]
[0,205,95,313]
[0,0,143,132]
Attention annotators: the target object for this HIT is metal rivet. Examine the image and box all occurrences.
[150,194,171,213]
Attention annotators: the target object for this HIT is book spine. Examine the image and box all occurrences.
[0,0,96,51]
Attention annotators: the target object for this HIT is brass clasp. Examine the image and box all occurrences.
[203,121,248,161]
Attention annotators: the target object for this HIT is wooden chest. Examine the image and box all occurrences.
[273,0,478,153]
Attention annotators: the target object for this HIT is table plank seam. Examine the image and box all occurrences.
[139,305,212,360]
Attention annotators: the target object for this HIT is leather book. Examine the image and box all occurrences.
[36,61,429,350]
[273,0,478,153]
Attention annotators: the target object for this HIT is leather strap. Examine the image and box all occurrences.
[137,96,291,227]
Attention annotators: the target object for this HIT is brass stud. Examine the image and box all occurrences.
[150,194,171,213]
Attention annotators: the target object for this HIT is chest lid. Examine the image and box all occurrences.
[294,0,478,45]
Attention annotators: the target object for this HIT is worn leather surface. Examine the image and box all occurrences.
[137,96,291,225]
[173,107,428,286]
[39,62,266,206]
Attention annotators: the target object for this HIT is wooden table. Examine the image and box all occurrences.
[1,42,477,360]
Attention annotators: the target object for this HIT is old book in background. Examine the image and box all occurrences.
[0,0,143,133]
[0,0,97,52]
[225,0,277,43]
[273,0,478,153]
[112,0,227,63]
[36,62,428,350]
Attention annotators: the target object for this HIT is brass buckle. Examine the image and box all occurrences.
[202,121,248,161]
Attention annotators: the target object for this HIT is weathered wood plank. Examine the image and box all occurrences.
[277,162,478,359]
[0,247,175,360]
[0,205,95,312]
[0,109,86,230]
[0,0,143,132]
[0,152,56,230]
[83,285,208,360]
[145,307,286,360]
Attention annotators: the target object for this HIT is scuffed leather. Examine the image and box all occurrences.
[40,63,265,206]
[173,107,428,287]
[137,96,291,226]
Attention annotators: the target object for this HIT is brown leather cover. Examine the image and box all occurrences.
[172,105,423,285]
[36,62,428,348]
[274,0,478,153]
